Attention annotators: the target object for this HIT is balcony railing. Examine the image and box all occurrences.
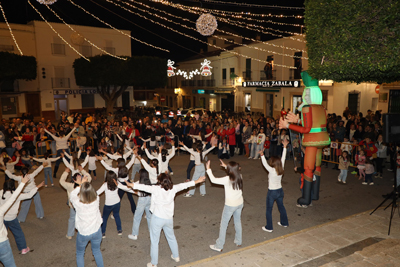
[242,71,252,81]
[51,43,66,55]
[52,78,70,89]
[289,69,302,80]
[0,44,14,52]
[222,79,234,86]
[260,70,277,80]
[104,47,116,55]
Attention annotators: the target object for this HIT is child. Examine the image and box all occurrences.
[62,151,89,177]
[88,150,98,180]
[246,129,258,159]
[0,173,31,267]
[251,127,266,160]
[259,139,289,232]
[31,152,60,187]
[69,176,104,267]
[3,155,20,180]
[210,132,219,155]
[338,151,350,184]
[206,160,243,252]
[263,136,271,159]
[59,167,92,240]
[356,148,366,181]
[364,158,374,185]
[1,178,44,254]
[125,173,206,267]
[351,140,359,175]
[218,137,230,159]
[128,169,152,241]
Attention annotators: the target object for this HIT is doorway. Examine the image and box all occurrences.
[54,95,68,120]
[292,95,302,113]
[221,94,234,112]
[348,92,360,115]
[265,94,274,117]
[122,91,130,109]
[389,90,400,113]
[25,93,41,117]
[209,98,216,111]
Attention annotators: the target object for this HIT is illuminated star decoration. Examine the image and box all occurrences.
[37,0,58,4]
[196,13,218,36]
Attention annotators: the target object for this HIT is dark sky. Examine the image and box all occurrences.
[2,0,305,61]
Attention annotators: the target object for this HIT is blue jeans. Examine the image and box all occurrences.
[67,207,76,237]
[76,227,104,267]
[250,144,262,158]
[132,196,151,236]
[44,167,53,185]
[186,160,195,180]
[365,174,373,183]
[51,141,57,158]
[150,215,179,266]
[118,182,136,214]
[4,218,27,251]
[0,239,16,267]
[101,202,121,234]
[17,192,44,222]
[88,170,97,177]
[188,164,206,195]
[130,164,141,180]
[266,188,288,231]
[215,203,243,250]
[338,169,348,182]
[21,159,32,168]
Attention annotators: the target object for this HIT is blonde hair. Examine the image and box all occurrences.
[79,182,97,204]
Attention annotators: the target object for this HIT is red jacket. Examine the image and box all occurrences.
[22,134,34,142]
[264,140,271,149]
[206,129,212,142]
[226,128,236,145]
[217,128,226,140]
[359,140,378,157]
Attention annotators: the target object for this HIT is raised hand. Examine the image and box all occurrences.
[279,117,289,129]
[196,176,206,184]
[37,181,45,189]
[286,112,300,124]
[282,138,289,148]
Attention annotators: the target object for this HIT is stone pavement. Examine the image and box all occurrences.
[181,206,400,267]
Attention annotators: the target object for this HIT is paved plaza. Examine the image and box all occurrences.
[4,152,397,267]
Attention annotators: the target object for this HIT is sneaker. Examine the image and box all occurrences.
[118,230,123,235]
[51,184,54,187]
[183,193,192,198]
[248,157,252,159]
[262,226,273,232]
[277,222,288,227]
[102,234,106,239]
[388,169,393,172]
[351,171,357,175]
[171,254,180,262]
[147,263,157,267]
[209,244,222,252]
[342,181,347,184]
[338,178,341,182]
[200,194,206,197]
[128,234,137,240]
[110,214,114,220]
[253,157,258,160]
[296,203,308,208]
[45,185,48,188]
[21,247,30,255]
[66,235,72,240]
[170,172,174,175]
[362,182,368,185]
[39,217,43,219]
[369,182,374,185]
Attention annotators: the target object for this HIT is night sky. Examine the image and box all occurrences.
[2,0,305,61]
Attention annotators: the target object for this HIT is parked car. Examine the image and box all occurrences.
[180,108,207,118]
[154,106,170,116]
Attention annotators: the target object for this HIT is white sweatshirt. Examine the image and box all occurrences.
[32,157,60,169]
[100,155,136,182]
[145,147,176,173]
[6,165,44,193]
[59,170,92,208]
[88,156,97,171]
[261,148,286,190]
[45,127,75,150]
[63,154,89,176]
[140,159,158,184]
[1,187,38,221]
[97,183,133,206]
[6,157,19,174]
[181,144,215,165]
[133,181,195,219]
[69,186,102,236]
[0,181,26,243]
[206,169,243,207]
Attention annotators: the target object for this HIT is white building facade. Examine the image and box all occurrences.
[0,21,132,120]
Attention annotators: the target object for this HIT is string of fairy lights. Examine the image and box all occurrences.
[105,0,298,68]
[0,2,23,55]
[28,0,90,61]
[121,0,308,53]
[145,0,306,42]
[45,4,127,60]
[67,0,169,52]
[110,0,308,60]
[191,0,305,9]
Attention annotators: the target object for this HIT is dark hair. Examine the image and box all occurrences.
[161,149,168,162]
[21,167,29,177]
[3,158,10,164]
[44,152,49,160]
[226,161,243,190]
[150,159,159,175]
[195,140,204,161]
[118,166,129,179]
[117,158,126,168]
[105,171,117,191]
[117,147,124,156]
[150,133,156,142]
[89,150,95,157]
[2,180,16,199]
[157,173,173,190]
[268,156,284,176]
[138,169,151,196]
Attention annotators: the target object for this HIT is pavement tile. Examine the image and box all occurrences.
[364,252,397,265]
[334,220,359,231]
[323,235,352,248]
[335,253,364,265]
[384,244,400,259]
[334,229,365,243]
[271,250,304,265]
[308,239,339,253]
[350,226,381,237]
[290,245,321,259]
[319,224,346,235]
[298,252,342,267]
[258,241,287,255]
[306,227,334,239]
[287,232,318,245]
[357,239,400,257]
[346,259,376,267]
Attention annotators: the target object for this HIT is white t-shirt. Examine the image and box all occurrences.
[206,169,243,207]
[261,148,286,190]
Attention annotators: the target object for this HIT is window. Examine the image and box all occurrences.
[80,45,92,57]
[51,43,65,55]
[82,94,95,108]
[104,40,115,55]
[52,67,70,88]
[222,68,227,85]
[293,52,302,79]
[211,39,216,45]
[245,93,251,111]
[322,90,328,109]
[0,37,13,52]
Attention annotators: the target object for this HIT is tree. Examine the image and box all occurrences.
[0,52,37,91]
[73,55,167,113]
[305,0,400,84]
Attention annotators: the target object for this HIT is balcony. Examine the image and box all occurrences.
[242,71,252,81]
[289,69,302,80]
[260,70,277,80]
[222,79,234,86]
[51,43,66,55]
[52,78,70,89]
[0,44,14,52]
[104,47,116,55]
[181,79,215,87]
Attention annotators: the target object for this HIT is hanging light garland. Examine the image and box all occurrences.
[0,3,23,55]
[111,0,308,60]
[37,0,57,4]
[196,13,218,36]
[196,0,304,9]
[145,0,306,42]
[28,0,90,61]
[66,0,169,52]
[45,4,127,60]
[122,0,307,53]
[106,0,297,68]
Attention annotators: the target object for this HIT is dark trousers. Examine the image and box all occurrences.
[186,160,195,180]
[101,202,122,234]
[229,145,235,157]
[376,157,384,174]
[4,218,27,251]
[118,182,136,214]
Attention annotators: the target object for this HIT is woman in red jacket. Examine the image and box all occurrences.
[21,128,35,156]
[217,124,226,142]
[226,123,236,157]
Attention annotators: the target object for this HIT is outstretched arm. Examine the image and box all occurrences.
[100,160,118,174]
[63,157,75,171]
[81,155,89,169]
[145,148,156,160]
[30,165,44,178]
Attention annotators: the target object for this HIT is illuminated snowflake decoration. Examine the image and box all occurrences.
[37,0,58,5]
[196,13,218,36]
